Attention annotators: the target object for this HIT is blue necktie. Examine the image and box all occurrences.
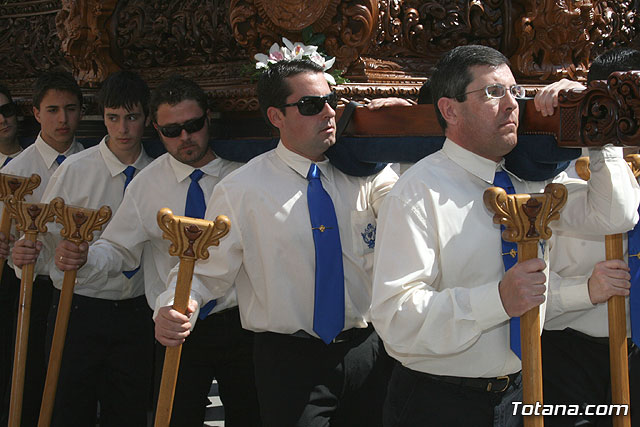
[122,165,140,279]
[55,154,66,165]
[184,169,216,319]
[628,204,640,346]
[493,170,521,358]
[307,164,345,344]
[2,156,12,167]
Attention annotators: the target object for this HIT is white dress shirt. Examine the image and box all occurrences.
[0,148,23,168]
[76,153,243,310]
[1,133,83,203]
[157,142,399,335]
[370,139,640,378]
[36,136,152,299]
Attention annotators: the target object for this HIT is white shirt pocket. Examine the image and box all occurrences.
[351,209,377,256]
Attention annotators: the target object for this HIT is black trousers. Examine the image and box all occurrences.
[542,329,640,427]
[46,289,154,427]
[153,307,261,427]
[0,273,52,427]
[383,364,523,427]
[252,327,393,427]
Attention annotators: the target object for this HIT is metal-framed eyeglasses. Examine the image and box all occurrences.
[279,92,338,116]
[459,84,527,100]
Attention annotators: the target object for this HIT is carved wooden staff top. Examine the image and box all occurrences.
[0,173,41,203]
[4,195,55,238]
[48,197,112,245]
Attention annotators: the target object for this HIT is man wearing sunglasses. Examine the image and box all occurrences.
[54,75,260,427]
[370,45,640,426]
[0,84,22,168]
[1,71,84,426]
[154,59,399,427]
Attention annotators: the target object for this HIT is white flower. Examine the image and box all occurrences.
[324,72,336,86]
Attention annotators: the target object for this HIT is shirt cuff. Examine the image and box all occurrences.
[469,282,510,330]
[152,288,202,331]
[552,276,593,312]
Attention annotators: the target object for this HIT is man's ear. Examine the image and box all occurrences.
[33,106,41,124]
[266,106,284,130]
[437,97,458,127]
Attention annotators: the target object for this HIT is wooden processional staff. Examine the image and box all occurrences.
[484,183,568,427]
[154,208,231,427]
[37,197,112,427]
[4,196,56,427]
[576,154,640,427]
[0,173,41,281]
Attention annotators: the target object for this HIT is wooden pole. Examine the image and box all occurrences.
[484,183,568,427]
[154,208,230,427]
[575,155,635,427]
[4,196,55,427]
[37,198,111,427]
[0,173,41,282]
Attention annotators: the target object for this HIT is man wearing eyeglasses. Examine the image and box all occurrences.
[154,59,399,426]
[54,75,260,427]
[370,45,640,426]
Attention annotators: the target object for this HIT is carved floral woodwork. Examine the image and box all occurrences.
[0,173,41,203]
[48,198,112,244]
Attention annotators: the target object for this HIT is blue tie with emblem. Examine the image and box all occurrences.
[122,165,140,279]
[493,170,521,358]
[55,154,66,165]
[307,163,345,344]
[184,169,216,319]
[2,156,12,167]
[628,204,640,346]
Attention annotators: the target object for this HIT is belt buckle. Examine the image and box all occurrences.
[488,375,510,393]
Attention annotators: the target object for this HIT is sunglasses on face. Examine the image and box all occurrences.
[156,114,207,138]
[279,92,338,116]
[0,103,17,118]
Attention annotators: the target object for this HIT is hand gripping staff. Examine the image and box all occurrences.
[484,183,568,427]
[154,208,230,427]
[37,198,112,427]
[4,195,56,427]
[575,154,640,427]
[0,173,41,281]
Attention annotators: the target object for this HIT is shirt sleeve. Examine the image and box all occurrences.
[371,192,510,357]
[368,165,400,217]
[545,270,594,321]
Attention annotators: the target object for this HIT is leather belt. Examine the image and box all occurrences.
[405,365,520,393]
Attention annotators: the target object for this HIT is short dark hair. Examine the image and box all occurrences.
[256,59,325,126]
[32,71,82,109]
[417,80,432,105]
[97,71,150,118]
[430,45,510,129]
[0,83,12,103]
[149,75,208,123]
[587,48,640,83]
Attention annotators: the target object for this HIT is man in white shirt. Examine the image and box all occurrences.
[1,71,83,427]
[154,59,399,427]
[370,45,640,426]
[13,71,154,426]
[538,48,640,426]
[55,75,260,427]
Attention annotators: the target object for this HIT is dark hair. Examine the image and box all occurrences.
[0,83,12,103]
[97,71,150,118]
[417,80,432,105]
[256,59,325,126]
[149,75,208,123]
[32,71,82,109]
[587,48,640,83]
[430,45,510,129]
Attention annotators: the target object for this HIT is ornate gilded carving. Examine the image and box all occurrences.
[0,174,41,202]
[558,71,640,147]
[55,0,119,87]
[575,156,591,181]
[157,208,231,260]
[483,183,568,243]
[4,196,56,236]
[591,1,640,57]
[48,197,112,244]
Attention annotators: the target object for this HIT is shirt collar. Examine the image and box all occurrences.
[274,140,332,180]
[34,133,80,168]
[441,138,520,185]
[99,136,149,177]
[168,153,225,183]
[0,148,22,166]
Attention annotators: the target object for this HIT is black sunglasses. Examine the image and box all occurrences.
[156,114,207,138]
[280,92,338,116]
[0,103,17,118]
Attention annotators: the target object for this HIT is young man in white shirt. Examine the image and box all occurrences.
[155,60,399,427]
[13,71,154,426]
[369,45,640,426]
[55,75,261,427]
[1,71,83,427]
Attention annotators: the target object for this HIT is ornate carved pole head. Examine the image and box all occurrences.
[157,208,230,261]
[48,197,112,244]
[626,153,640,179]
[0,173,41,202]
[4,195,56,238]
[483,183,568,245]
